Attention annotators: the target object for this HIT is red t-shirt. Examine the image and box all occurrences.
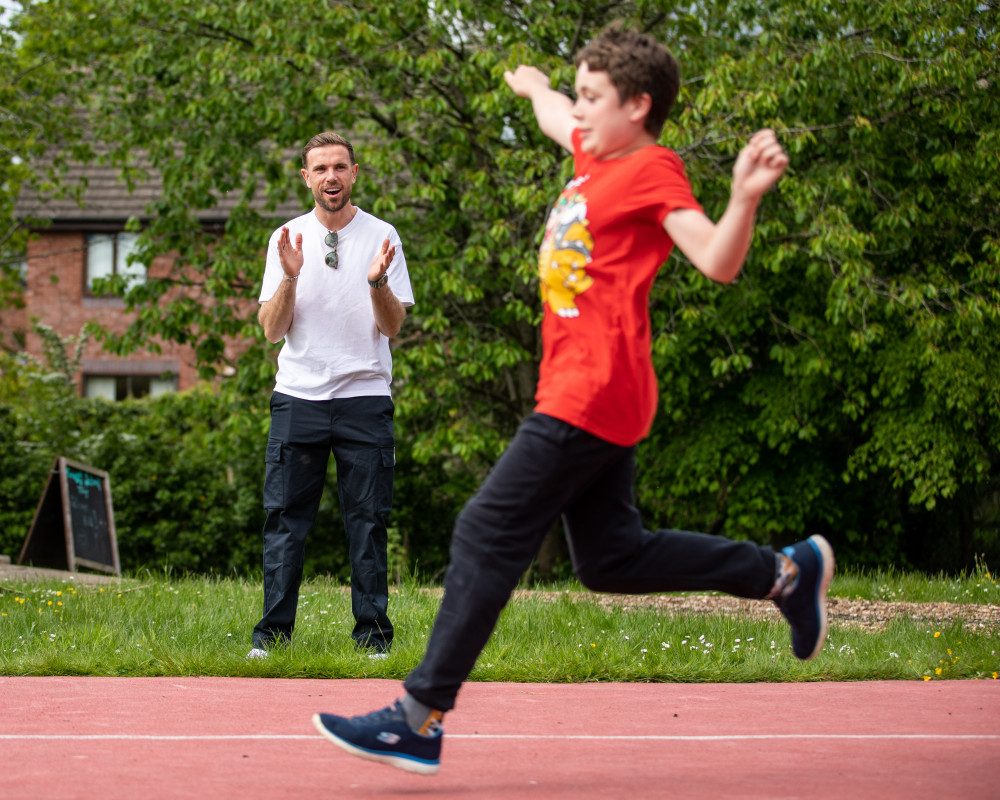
[533,129,702,446]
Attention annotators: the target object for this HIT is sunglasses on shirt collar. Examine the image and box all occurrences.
[325,231,338,269]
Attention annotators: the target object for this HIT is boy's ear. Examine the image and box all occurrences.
[626,92,653,124]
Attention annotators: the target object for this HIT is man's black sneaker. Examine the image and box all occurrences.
[772,534,835,660]
[313,701,442,775]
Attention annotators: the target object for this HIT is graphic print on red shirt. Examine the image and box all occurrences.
[534,129,703,447]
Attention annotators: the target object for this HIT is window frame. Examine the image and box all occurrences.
[84,231,145,296]
[83,371,178,401]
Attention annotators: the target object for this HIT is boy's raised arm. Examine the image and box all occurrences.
[665,128,789,284]
[504,65,576,152]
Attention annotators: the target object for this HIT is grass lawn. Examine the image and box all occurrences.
[1,564,997,682]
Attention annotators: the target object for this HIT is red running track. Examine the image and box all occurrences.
[1,677,997,799]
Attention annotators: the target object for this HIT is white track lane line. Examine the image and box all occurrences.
[4,733,998,741]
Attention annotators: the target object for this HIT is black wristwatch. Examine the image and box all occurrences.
[368,274,389,289]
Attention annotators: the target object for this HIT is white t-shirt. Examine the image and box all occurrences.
[259,208,415,401]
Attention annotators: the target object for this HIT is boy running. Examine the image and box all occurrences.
[312,23,833,775]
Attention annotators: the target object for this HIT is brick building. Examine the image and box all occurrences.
[12,158,303,398]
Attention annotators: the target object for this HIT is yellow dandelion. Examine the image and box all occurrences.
[934,631,941,638]
[923,675,932,681]
[935,668,943,675]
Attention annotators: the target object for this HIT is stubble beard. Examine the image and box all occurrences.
[315,183,352,215]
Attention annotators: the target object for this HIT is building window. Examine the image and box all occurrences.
[84,373,177,401]
[86,232,145,292]
[3,252,28,287]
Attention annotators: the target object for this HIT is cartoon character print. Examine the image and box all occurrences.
[538,185,594,318]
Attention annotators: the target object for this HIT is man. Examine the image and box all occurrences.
[249,132,414,658]
[311,25,830,774]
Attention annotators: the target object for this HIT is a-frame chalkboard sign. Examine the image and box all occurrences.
[18,457,120,576]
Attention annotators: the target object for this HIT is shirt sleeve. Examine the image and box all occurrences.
[648,149,702,225]
[571,128,702,225]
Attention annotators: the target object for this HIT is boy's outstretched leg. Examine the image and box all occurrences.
[312,416,582,774]
[769,534,835,660]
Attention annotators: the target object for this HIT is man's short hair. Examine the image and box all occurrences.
[302,132,356,168]
[575,22,680,138]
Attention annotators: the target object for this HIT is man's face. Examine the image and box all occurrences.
[572,62,649,160]
[302,144,359,214]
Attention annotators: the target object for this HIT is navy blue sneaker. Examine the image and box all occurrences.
[772,535,835,660]
[313,701,442,775]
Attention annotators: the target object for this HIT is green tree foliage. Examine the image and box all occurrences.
[0,329,464,576]
[0,7,31,348]
[6,0,999,572]
[0,344,370,574]
[638,0,1000,570]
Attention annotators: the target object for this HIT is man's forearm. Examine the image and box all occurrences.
[371,285,406,339]
[259,279,297,342]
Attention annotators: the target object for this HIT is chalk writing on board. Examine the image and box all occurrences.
[66,466,113,565]
[67,467,103,495]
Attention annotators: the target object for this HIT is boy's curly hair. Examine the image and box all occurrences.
[575,22,680,138]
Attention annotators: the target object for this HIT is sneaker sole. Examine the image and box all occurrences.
[803,534,835,660]
[312,713,440,776]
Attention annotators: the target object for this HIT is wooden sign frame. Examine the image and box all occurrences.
[17,457,120,576]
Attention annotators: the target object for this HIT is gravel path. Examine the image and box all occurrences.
[535,591,1000,633]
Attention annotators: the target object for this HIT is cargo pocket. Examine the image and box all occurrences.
[263,440,285,509]
[377,446,395,514]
